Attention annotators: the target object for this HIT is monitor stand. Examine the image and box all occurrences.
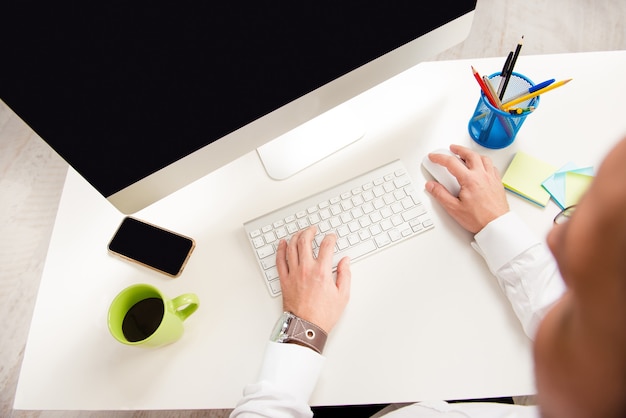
[256,103,365,180]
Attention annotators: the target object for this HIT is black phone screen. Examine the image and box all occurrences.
[108,217,195,277]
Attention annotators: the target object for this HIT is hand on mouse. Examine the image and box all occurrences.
[425,144,509,233]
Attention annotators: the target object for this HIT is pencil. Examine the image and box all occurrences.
[471,66,498,108]
[473,68,513,138]
[502,78,573,110]
[483,75,503,108]
[483,76,513,137]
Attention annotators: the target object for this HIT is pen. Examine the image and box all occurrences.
[496,51,513,97]
[505,79,555,102]
[498,36,524,100]
[502,78,573,110]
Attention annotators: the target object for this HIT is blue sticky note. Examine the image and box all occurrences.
[542,163,594,209]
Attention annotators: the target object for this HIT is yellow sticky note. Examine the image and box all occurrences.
[502,151,557,207]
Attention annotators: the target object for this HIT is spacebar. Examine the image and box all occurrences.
[332,239,377,268]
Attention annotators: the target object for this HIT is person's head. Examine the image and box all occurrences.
[535,136,626,418]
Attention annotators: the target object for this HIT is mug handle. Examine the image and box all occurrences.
[171,293,200,320]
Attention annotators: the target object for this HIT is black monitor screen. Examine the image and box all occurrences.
[0,2,476,197]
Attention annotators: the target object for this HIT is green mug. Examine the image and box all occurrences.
[108,283,199,347]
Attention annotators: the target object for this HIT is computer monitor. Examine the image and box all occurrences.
[0,2,476,214]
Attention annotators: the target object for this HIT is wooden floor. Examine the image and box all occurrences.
[1,0,624,416]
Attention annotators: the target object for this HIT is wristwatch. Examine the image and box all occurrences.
[270,311,327,354]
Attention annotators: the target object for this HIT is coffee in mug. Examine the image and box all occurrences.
[108,283,199,347]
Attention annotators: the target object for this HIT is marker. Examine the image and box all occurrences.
[508,106,536,115]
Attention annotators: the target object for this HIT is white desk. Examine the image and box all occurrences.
[14,51,626,410]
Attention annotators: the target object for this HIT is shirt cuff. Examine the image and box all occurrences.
[472,211,541,273]
[257,341,325,403]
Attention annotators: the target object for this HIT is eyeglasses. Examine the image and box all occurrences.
[553,205,577,225]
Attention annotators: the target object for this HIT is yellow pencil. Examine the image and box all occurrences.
[502,78,573,110]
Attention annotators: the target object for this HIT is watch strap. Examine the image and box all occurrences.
[286,314,328,354]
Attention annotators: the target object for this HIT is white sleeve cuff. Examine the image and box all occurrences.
[257,341,325,403]
[472,211,541,273]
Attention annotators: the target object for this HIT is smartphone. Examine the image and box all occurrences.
[108,217,195,277]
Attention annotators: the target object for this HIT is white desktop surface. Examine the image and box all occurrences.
[15,51,626,410]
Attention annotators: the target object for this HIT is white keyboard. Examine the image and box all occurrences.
[243,160,434,297]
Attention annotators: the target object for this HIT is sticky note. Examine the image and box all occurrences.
[542,164,594,209]
[564,171,593,207]
[502,151,557,207]
[541,162,578,209]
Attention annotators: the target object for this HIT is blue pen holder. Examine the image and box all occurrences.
[468,72,539,149]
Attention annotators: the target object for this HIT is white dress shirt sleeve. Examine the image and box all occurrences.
[232,212,564,417]
[230,341,324,417]
[471,211,566,339]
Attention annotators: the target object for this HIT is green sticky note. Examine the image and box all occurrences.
[565,171,593,207]
[502,151,557,207]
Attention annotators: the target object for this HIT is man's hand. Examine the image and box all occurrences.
[425,144,510,233]
[276,226,351,333]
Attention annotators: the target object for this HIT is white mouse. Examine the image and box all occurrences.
[421,148,462,197]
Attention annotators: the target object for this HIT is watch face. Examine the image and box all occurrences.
[270,312,293,342]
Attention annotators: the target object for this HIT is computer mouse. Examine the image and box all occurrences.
[421,149,462,197]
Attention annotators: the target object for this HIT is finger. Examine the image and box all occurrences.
[335,256,352,295]
[484,157,502,180]
[287,230,302,268]
[426,180,460,208]
[481,155,494,173]
[316,233,337,268]
[276,239,289,278]
[428,151,466,181]
[296,226,317,262]
[449,144,483,170]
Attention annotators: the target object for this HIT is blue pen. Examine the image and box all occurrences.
[506,79,555,102]
[529,79,556,93]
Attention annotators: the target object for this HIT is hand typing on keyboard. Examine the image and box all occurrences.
[244,160,434,297]
[277,226,351,333]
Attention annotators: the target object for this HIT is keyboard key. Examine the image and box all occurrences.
[389,229,402,242]
[269,280,282,295]
[252,236,265,248]
[402,206,424,222]
[260,254,276,270]
[257,245,275,259]
[332,239,377,266]
[265,266,279,281]
[375,234,391,247]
